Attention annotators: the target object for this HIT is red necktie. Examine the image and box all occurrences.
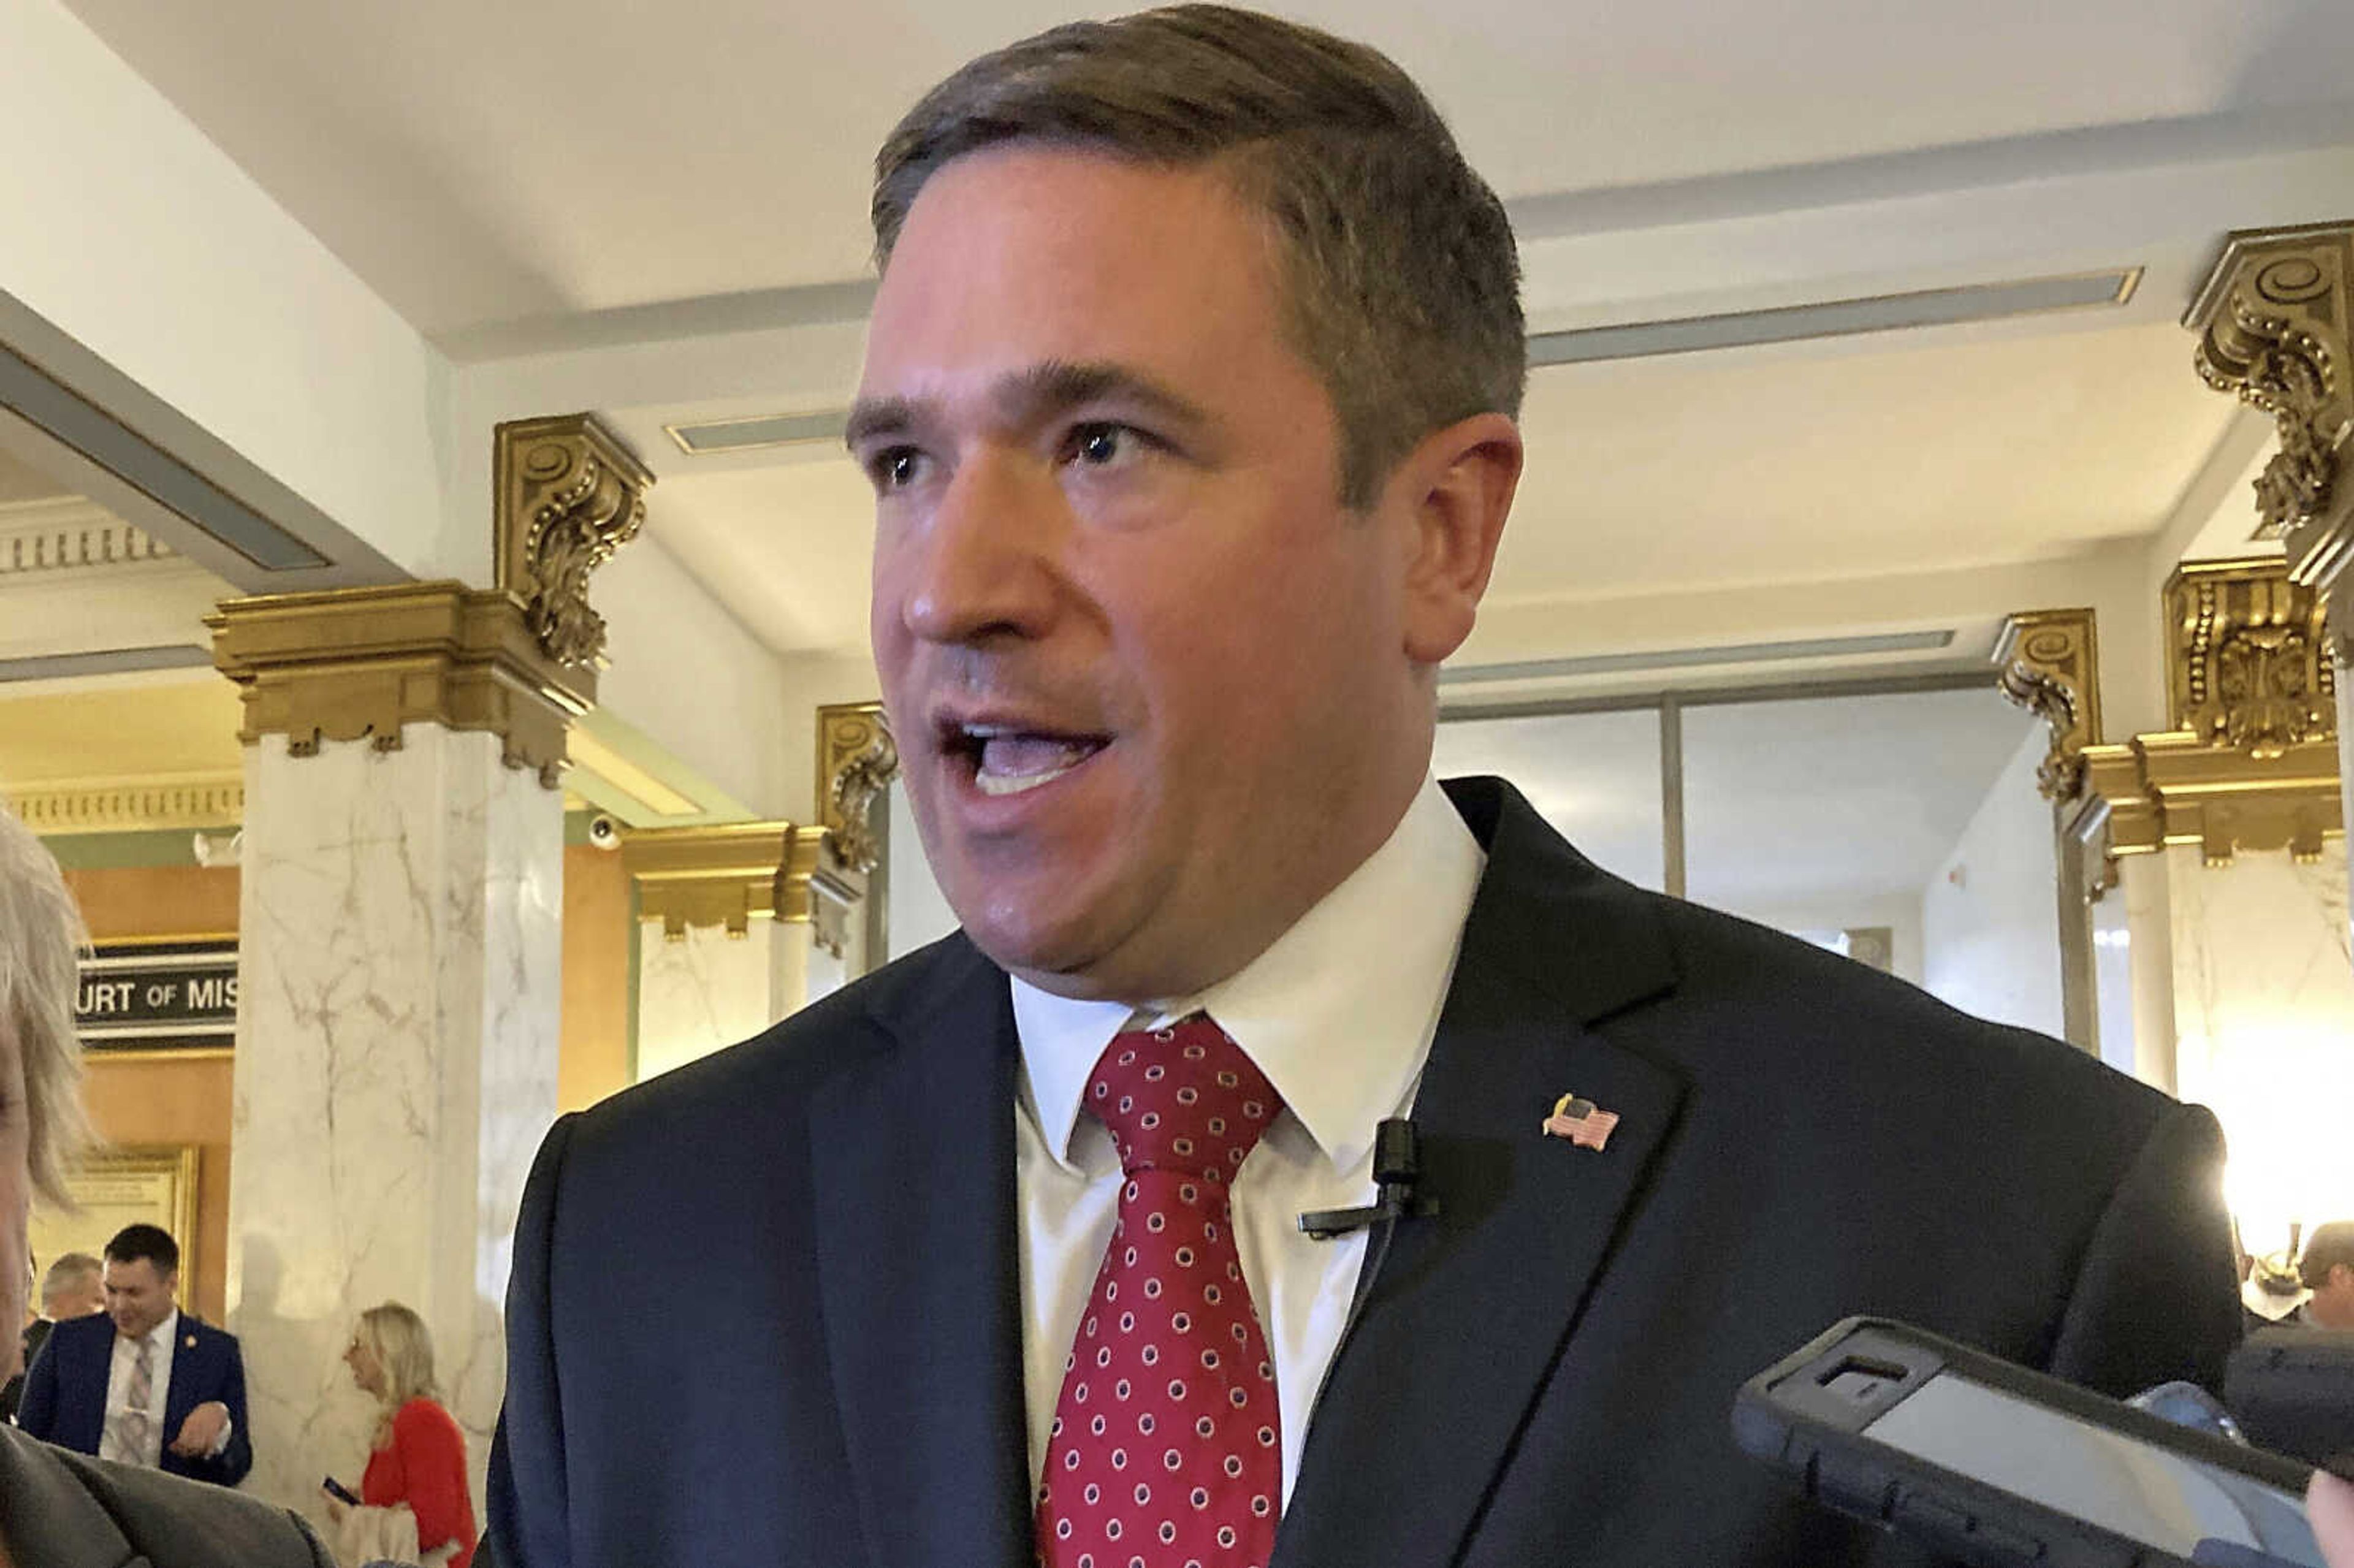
[1037,1014,1285,1568]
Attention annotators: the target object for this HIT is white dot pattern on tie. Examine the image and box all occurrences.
[1035,1014,1284,1568]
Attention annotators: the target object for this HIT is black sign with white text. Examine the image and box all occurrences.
[75,940,238,1053]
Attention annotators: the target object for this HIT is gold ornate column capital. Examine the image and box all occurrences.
[2044,559,2341,878]
[621,821,829,938]
[207,581,595,786]
[2186,222,2354,598]
[495,413,655,671]
[817,702,899,873]
[1995,608,2103,801]
[208,412,653,787]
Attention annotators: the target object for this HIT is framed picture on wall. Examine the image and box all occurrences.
[29,1145,201,1291]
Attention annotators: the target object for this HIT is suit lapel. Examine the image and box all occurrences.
[1276,778,1688,1568]
[160,1320,194,1460]
[66,1318,109,1456]
[809,939,1034,1568]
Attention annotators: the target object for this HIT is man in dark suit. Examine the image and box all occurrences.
[17,1224,253,1487]
[3,1250,101,1421]
[488,9,2252,1566]
[0,803,320,1562]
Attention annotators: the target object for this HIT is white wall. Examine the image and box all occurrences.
[594,535,800,818]
[1919,725,2065,1037]
[883,782,959,961]
[0,0,449,578]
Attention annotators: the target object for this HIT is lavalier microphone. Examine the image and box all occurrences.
[1297,1118,1438,1239]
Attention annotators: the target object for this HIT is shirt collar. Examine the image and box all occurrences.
[1013,775,1484,1176]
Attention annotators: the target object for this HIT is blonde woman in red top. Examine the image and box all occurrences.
[324,1303,476,1568]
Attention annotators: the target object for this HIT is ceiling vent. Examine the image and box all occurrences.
[665,409,847,455]
[0,342,326,571]
[1438,629,1958,687]
[1527,268,2140,367]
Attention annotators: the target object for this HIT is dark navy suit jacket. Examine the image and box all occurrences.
[486,777,2239,1568]
[17,1310,254,1488]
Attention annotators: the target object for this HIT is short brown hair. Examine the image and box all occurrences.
[872,4,1524,508]
[2303,1220,2354,1288]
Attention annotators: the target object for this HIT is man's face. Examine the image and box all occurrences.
[859,148,1455,1001]
[103,1257,176,1341]
[2315,1263,2354,1330]
[0,1024,26,1376]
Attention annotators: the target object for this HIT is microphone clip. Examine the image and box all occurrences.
[1298,1118,1439,1240]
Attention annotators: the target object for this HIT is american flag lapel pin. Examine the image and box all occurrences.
[1543,1092,1620,1151]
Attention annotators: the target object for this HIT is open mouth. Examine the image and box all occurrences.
[945,723,1109,797]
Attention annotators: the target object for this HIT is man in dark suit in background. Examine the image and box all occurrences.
[489,9,2258,1566]
[18,1224,253,1487]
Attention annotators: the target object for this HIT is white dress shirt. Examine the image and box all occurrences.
[100,1308,232,1466]
[102,1309,178,1468]
[1012,776,1485,1503]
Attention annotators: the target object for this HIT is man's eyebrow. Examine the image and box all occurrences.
[842,395,921,452]
[994,360,1216,435]
[845,362,1218,454]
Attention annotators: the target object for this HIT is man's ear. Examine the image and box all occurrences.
[1388,412,1522,666]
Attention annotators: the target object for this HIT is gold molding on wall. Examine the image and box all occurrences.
[494,414,653,671]
[0,497,175,579]
[1995,607,2102,800]
[2186,222,2354,598]
[622,820,831,938]
[817,701,897,874]
[207,581,595,787]
[2,772,243,834]
[204,411,652,786]
[2165,555,2338,754]
[2017,560,2342,889]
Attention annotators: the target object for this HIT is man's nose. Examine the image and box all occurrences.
[894,450,1065,646]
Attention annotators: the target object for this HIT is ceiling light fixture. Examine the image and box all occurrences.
[1527,268,2141,367]
[1439,628,1958,687]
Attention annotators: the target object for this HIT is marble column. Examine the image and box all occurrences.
[636,917,802,1081]
[227,723,562,1517]
[2165,843,2354,1260]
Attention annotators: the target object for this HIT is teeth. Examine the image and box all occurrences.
[975,766,1071,797]
[969,731,1099,795]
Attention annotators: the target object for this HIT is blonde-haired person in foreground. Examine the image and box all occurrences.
[326,1302,476,1568]
[0,804,328,1567]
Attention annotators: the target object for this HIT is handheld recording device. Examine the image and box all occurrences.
[1735,1317,2325,1568]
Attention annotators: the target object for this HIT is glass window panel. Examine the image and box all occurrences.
[1680,688,2059,1032]
[1433,708,1667,892]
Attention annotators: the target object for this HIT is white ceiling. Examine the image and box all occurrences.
[56,0,2354,337]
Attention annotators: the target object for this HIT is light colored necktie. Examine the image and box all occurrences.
[1037,1013,1286,1568]
[112,1335,156,1466]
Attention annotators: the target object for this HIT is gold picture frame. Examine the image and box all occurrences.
[29,1145,201,1292]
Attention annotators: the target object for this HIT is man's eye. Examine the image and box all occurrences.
[867,448,926,492]
[1066,424,1143,468]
